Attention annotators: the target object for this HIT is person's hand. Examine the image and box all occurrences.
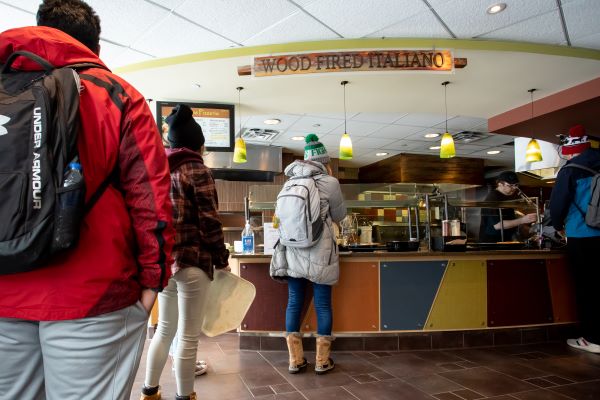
[140,288,157,315]
[520,213,537,224]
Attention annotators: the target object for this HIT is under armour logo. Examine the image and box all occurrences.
[0,115,9,136]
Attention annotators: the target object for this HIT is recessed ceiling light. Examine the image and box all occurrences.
[429,146,441,150]
[312,123,321,128]
[375,152,388,156]
[264,118,281,125]
[487,3,507,14]
[424,133,440,138]
[291,136,304,141]
[486,150,502,155]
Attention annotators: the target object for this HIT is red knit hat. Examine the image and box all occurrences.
[561,124,590,155]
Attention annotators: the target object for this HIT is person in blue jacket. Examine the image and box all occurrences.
[550,124,600,354]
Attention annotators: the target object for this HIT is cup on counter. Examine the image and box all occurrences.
[442,219,461,237]
[234,241,243,253]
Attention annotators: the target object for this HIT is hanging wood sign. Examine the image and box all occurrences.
[249,50,459,77]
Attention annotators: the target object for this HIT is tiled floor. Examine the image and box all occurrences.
[131,334,600,399]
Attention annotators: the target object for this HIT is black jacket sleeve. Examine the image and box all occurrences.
[549,167,575,231]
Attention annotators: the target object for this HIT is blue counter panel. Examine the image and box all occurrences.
[380,260,448,330]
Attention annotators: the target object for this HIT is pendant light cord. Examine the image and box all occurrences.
[528,88,536,120]
[236,86,243,138]
[442,81,450,133]
[341,80,348,133]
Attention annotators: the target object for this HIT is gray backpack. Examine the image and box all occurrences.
[275,176,324,248]
[562,163,600,228]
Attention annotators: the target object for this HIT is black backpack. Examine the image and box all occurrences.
[0,51,111,274]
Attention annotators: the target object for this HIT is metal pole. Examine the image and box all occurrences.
[425,194,431,251]
[498,209,504,242]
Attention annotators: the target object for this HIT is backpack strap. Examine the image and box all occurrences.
[1,50,54,74]
[83,166,119,215]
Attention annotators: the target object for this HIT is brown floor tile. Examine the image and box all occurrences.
[551,380,600,400]
[440,367,537,397]
[541,375,573,385]
[451,388,484,399]
[302,386,359,399]
[524,377,555,388]
[240,366,288,388]
[370,370,396,380]
[406,374,464,394]
[250,386,276,397]
[434,393,464,400]
[345,378,435,400]
[271,383,296,394]
[486,360,547,380]
[511,389,572,400]
[526,356,600,382]
[375,353,446,378]
[351,373,378,383]
[130,335,600,400]
[439,363,465,371]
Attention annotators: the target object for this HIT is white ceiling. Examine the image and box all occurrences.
[2,0,600,168]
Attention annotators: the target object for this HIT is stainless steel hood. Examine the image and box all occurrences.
[514,137,565,180]
[204,143,282,181]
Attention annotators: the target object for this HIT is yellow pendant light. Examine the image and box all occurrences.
[339,80,353,160]
[525,88,543,163]
[440,81,456,158]
[233,86,247,163]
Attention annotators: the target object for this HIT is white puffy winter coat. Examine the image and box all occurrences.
[270,160,346,285]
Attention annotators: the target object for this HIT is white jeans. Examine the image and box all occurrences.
[144,268,210,396]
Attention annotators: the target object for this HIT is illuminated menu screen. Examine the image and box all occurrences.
[157,102,235,152]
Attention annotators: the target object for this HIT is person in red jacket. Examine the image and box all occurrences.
[0,1,174,399]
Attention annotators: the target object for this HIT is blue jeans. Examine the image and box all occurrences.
[286,277,332,335]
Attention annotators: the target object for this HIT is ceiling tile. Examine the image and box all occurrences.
[366,9,452,39]
[432,0,559,38]
[86,0,169,47]
[369,124,424,139]
[243,114,302,130]
[145,0,187,11]
[303,0,427,37]
[571,32,600,50]
[98,41,155,69]
[478,10,566,45]
[351,137,398,149]
[351,112,408,124]
[387,139,433,151]
[243,11,339,46]
[0,4,35,33]
[473,134,516,146]
[132,13,235,57]
[173,0,299,44]
[563,0,600,41]
[394,113,448,127]
[2,0,41,13]
[433,116,488,131]
[343,120,388,137]
[288,116,343,134]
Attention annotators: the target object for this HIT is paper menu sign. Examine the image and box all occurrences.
[263,223,280,255]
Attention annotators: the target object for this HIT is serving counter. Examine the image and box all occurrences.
[230,250,576,351]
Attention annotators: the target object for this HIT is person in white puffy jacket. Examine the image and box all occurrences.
[270,134,346,375]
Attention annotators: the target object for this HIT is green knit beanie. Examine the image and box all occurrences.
[303,134,330,164]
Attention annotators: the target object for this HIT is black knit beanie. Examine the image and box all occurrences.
[165,104,205,150]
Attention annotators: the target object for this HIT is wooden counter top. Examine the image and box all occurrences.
[231,249,565,260]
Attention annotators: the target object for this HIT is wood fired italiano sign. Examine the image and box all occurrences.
[253,50,454,77]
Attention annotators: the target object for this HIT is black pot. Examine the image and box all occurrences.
[386,240,419,252]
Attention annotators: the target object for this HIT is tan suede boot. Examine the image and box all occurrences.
[315,336,335,374]
[286,332,308,373]
[175,392,196,400]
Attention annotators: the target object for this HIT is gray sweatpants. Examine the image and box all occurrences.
[0,301,148,400]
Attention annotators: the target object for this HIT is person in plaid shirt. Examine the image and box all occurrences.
[141,104,229,400]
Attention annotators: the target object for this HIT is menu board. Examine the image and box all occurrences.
[156,101,235,152]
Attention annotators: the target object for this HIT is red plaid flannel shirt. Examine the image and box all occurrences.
[169,158,228,278]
